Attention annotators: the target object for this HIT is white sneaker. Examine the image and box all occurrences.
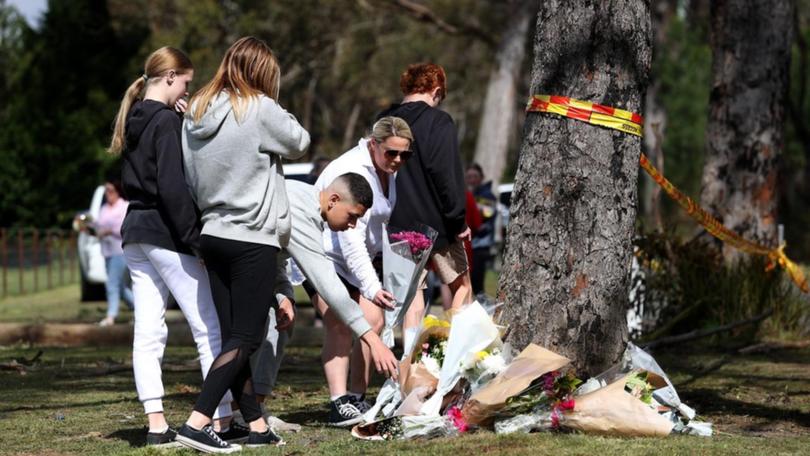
[98,316,114,327]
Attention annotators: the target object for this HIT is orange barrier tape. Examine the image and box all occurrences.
[527,94,809,292]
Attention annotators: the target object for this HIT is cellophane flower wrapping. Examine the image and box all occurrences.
[419,301,503,416]
[380,223,438,347]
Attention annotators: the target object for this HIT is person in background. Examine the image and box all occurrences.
[465,163,497,296]
[95,178,134,326]
[377,63,472,350]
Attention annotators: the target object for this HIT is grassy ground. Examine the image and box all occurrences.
[0,341,808,456]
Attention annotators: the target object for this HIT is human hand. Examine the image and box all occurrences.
[175,97,188,113]
[360,331,398,381]
[275,297,296,331]
[372,289,396,310]
[457,226,472,242]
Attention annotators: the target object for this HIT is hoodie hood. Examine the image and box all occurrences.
[126,100,170,148]
[184,92,233,140]
[378,100,430,125]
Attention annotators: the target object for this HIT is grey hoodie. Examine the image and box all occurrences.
[183,92,310,248]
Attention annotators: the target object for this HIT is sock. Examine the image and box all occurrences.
[330,394,344,401]
[149,424,169,434]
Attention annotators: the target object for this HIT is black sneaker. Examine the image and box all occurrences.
[216,422,250,443]
[246,427,284,447]
[176,423,241,454]
[328,394,364,427]
[146,427,178,446]
[351,394,372,414]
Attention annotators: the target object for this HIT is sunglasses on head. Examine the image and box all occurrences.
[383,149,413,161]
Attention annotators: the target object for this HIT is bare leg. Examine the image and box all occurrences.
[315,293,355,398]
[349,295,384,394]
[147,412,169,432]
[447,271,472,311]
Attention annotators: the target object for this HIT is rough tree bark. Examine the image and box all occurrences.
[499,0,651,375]
[472,0,534,186]
[700,0,792,257]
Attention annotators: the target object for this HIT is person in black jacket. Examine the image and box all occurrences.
[108,46,234,447]
[377,63,472,346]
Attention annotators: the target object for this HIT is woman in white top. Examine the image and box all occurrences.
[313,117,413,426]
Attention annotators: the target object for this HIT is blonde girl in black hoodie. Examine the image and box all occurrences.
[108,47,236,447]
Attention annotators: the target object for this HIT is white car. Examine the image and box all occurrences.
[74,185,108,301]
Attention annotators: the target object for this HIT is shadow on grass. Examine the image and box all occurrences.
[682,387,810,429]
[106,427,146,447]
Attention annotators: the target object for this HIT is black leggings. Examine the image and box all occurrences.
[193,235,279,423]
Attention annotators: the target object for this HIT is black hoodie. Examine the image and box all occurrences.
[377,101,467,250]
[120,100,201,255]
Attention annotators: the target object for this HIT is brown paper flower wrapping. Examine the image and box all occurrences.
[461,344,570,426]
[562,373,674,437]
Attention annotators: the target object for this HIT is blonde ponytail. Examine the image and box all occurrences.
[108,77,145,154]
[107,46,193,155]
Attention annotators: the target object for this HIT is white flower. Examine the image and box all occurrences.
[421,355,442,378]
[479,352,507,375]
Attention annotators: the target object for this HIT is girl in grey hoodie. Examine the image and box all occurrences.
[178,37,310,453]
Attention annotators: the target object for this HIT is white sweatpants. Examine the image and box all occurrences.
[124,243,232,417]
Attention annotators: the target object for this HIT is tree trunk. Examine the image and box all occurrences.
[700,0,792,258]
[472,0,534,186]
[498,0,651,376]
[640,0,675,227]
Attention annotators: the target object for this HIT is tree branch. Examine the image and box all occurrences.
[383,0,497,47]
[641,309,773,350]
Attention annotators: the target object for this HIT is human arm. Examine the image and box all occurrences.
[274,256,296,330]
[335,216,394,309]
[154,112,202,254]
[258,97,310,160]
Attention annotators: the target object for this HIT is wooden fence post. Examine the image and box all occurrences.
[17,229,24,295]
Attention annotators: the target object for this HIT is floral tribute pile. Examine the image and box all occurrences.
[352,301,712,441]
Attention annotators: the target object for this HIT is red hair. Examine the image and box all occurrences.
[399,63,447,99]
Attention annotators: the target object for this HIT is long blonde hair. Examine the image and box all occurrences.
[190,36,281,124]
[108,47,193,154]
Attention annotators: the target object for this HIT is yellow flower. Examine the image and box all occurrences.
[476,350,490,361]
[423,315,450,329]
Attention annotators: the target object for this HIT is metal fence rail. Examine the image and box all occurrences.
[0,227,78,298]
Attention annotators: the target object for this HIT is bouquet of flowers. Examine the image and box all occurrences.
[494,344,712,437]
[380,223,438,348]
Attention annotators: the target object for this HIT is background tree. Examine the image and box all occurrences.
[472,0,534,186]
[700,0,793,258]
[498,0,651,375]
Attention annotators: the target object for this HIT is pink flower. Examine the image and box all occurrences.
[391,231,433,255]
[558,398,575,411]
[446,406,468,433]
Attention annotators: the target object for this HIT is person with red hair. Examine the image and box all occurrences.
[377,63,473,350]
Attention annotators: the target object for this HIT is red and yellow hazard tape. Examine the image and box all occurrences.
[526,94,809,293]
[527,94,644,136]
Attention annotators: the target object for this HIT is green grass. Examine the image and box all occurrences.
[0,343,808,455]
[0,285,103,323]
[0,262,80,297]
